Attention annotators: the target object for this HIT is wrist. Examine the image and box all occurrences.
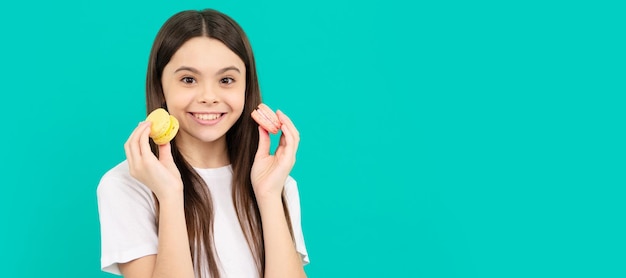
[155,182,185,203]
[255,193,283,207]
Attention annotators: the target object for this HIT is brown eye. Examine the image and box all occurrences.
[220,77,234,85]
[181,77,196,84]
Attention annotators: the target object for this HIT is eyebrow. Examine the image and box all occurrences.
[174,66,241,75]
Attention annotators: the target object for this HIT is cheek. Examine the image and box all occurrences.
[225,89,246,113]
[161,78,187,104]
[163,90,193,113]
[161,80,175,104]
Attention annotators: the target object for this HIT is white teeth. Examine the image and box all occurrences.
[195,113,221,120]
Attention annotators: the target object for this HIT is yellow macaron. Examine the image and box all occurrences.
[145,108,179,145]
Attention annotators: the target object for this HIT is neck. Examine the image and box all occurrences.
[175,135,230,169]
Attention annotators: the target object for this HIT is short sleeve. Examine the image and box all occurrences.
[96,162,159,275]
[284,176,310,265]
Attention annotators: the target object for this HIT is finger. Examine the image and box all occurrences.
[126,122,148,163]
[255,126,271,160]
[276,110,299,141]
[274,131,287,157]
[138,121,153,158]
[158,142,175,167]
[132,122,151,156]
[124,137,133,165]
[276,117,296,161]
[277,125,297,161]
[276,110,299,158]
[124,126,133,161]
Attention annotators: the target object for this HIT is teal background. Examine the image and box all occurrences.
[1,0,624,277]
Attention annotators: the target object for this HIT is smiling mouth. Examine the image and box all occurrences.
[192,113,224,121]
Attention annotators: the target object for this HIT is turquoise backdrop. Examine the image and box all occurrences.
[0,0,624,277]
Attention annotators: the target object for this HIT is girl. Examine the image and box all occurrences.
[97,9,309,278]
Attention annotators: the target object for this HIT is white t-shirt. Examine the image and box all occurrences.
[97,161,309,277]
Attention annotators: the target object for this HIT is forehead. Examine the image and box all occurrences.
[166,37,245,73]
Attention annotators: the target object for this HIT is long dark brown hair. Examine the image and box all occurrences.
[145,9,293,278]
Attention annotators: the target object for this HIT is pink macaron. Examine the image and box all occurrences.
[251,103,282,134]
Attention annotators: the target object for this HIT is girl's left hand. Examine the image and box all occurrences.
[251,110,300,201]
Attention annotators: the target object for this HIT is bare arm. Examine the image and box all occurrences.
[120,122,195,278]
[119,192,194,278]
[258,196,307,278]
[251,111,306,278]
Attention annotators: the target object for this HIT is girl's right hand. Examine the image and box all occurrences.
[124,121,183,200]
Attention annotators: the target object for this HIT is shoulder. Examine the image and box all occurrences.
[283,176,301,203]
[284,175,298,191]
[96,160,153,203]
[285,175,296,185]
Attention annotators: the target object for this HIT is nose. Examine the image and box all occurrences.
[197,84,219,104]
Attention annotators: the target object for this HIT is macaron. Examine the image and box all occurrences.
[251,103,281,134]
[145,108,179,145]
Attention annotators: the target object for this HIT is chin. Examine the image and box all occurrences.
[197,133,228,144]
